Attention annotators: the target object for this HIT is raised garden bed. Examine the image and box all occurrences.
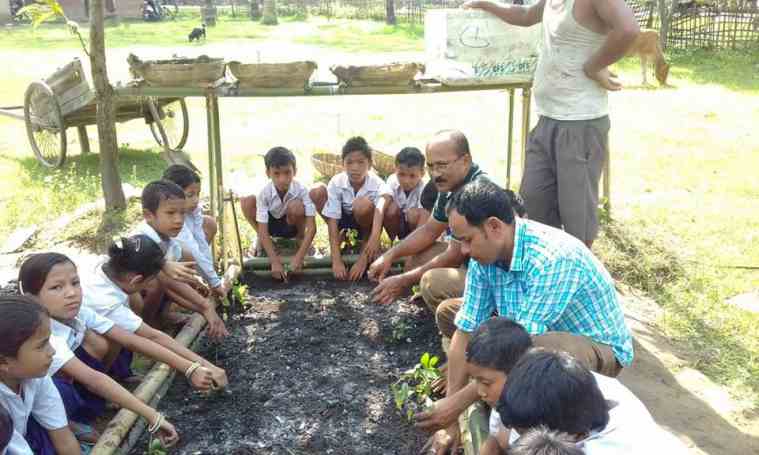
[129,280,442,454]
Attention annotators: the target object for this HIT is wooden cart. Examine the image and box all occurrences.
[0,58,189,168]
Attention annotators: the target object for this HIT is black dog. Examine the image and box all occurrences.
[188,24,206,42]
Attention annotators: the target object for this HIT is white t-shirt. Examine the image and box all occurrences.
[322,171,385,220]
[81,262,144,333]
[255,179,316,223]
[48,306,115,375]
[491,373,690,453]
[379,174,425,213]
[176,206,221,288]
[0,377,68,455]
[133,221,183,262]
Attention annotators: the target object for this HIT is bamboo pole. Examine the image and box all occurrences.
[249,265,403,279]
[243,254,404,270]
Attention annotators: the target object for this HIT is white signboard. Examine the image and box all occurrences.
[425,7,541,84]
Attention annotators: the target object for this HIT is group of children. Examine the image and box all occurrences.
[240,136,436,281]
[0,164,232,454]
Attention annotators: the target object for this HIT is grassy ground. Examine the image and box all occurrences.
[1,16,758,414]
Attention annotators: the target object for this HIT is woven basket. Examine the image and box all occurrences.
[127,54,226,87]
[228,61,317,89]
[311,151,395,179]
[330,62,425,87]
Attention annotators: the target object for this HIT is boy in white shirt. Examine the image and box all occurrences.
[380,147,430,241]
[162,165,227,297]
[311,137,387,281]
[239,147,317,281]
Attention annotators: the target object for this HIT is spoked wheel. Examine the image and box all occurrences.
[24,81,67,168]
[148,98,189,150]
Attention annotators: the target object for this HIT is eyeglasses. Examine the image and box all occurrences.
[426,155,465,173]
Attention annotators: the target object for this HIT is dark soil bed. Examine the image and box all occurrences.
[130,280,443,455]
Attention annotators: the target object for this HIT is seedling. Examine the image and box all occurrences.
[147,437,166,455]
[389,319,412,344]
[340,229,360,253]
[390,352,442,423]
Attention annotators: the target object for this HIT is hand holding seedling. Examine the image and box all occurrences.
[211,281,229,299]
[349,255,369,281]
[188,366,215,391]
[368,254,393,282]
[414,392,466,432]
[270,257,288,282]
[151,413,179,448]
[164,261,198,284]
[332,257,348,280]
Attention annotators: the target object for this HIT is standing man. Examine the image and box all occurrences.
[466,0,639,247]
[415,179,633,454]
[369,130,486,332]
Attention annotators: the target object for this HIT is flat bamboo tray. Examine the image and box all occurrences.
[127,54,226,87]
[312,150,395,179]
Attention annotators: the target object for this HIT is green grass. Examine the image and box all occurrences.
[0,15,422,52]
[0,147,165,244]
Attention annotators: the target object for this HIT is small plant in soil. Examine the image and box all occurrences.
[389,319,413,344]
[391,352,442,423]
[147,437,166,455]
[341,228,360,254]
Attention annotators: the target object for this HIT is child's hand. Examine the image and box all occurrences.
[211,282,229,299]
[290,253,305,274]
[349,255,368,282]
[211,367,228,389]
[363,237,381,263]
[156,417,179,447]
[163,261,198,284]
[188,366,215,391]
[203,307,229,341]
[332,258,347,280]
[270,258,287,281]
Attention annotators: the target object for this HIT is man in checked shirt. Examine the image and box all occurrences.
[415,178,633,454]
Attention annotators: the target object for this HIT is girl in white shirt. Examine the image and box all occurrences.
[0,296,79,455]
[19,251,221,446]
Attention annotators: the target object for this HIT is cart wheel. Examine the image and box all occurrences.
[24,81,67,168]
[149,98,189,150]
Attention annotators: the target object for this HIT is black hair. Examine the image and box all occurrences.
[447,178,515,226]
[507,190,527,218]
[395,147,425,169]
[509,427,584,455]
[341,136,372,161]
[434,129,470,157]
[0,403,11,452]
[264,146,297,170]
[162,164,201,190]
[420,180,439,211]
[106,235,166,279]
[466,318,532,374]
[18,252,75,296]
[141,180,186,214]
[0,295,49,359]
[497,350,610,435]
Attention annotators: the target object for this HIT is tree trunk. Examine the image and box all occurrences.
[249,0,261,20]
[90,0,126,210]
[658,0,678,48]
[386,0,396,25]
[261,0,277,24]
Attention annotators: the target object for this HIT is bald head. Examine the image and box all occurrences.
[427,129,470,157]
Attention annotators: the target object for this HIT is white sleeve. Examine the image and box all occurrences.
[380,175,396,198]
[300,186,316,217]
[48,335,75,376]
[255,185,271,224]
[104,305,143,333]
[322,177,343,220]
[176,220,221,288]
[30,377,68,431]
[7,430,34,455]
[80,306,115,335]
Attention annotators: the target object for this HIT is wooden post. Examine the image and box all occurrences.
[506,88,515,189]
[519,87,531,188]
[77,125,90,155]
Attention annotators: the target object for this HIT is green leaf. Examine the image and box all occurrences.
[420,352,430,369]
[429,356,439,368]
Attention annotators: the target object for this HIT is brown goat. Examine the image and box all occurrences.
[627,29,670,86]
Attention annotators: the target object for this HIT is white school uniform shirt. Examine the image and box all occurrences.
[133,221,183,262]
[379,174,425,213]
[490,373,690,453]
[322,171,385,220]
[48,306,115,376]
[255,179,316,223]
[81,262,144,333]
[176,206,221,288]
[0,377,68,455]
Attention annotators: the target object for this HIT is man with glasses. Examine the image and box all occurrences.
[369,129,488,338]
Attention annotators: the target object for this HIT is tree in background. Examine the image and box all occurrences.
[262,0,277,24]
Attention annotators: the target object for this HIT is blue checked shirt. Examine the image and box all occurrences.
[455,218,634,366]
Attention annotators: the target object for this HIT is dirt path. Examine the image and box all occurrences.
[618,292,759,454]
